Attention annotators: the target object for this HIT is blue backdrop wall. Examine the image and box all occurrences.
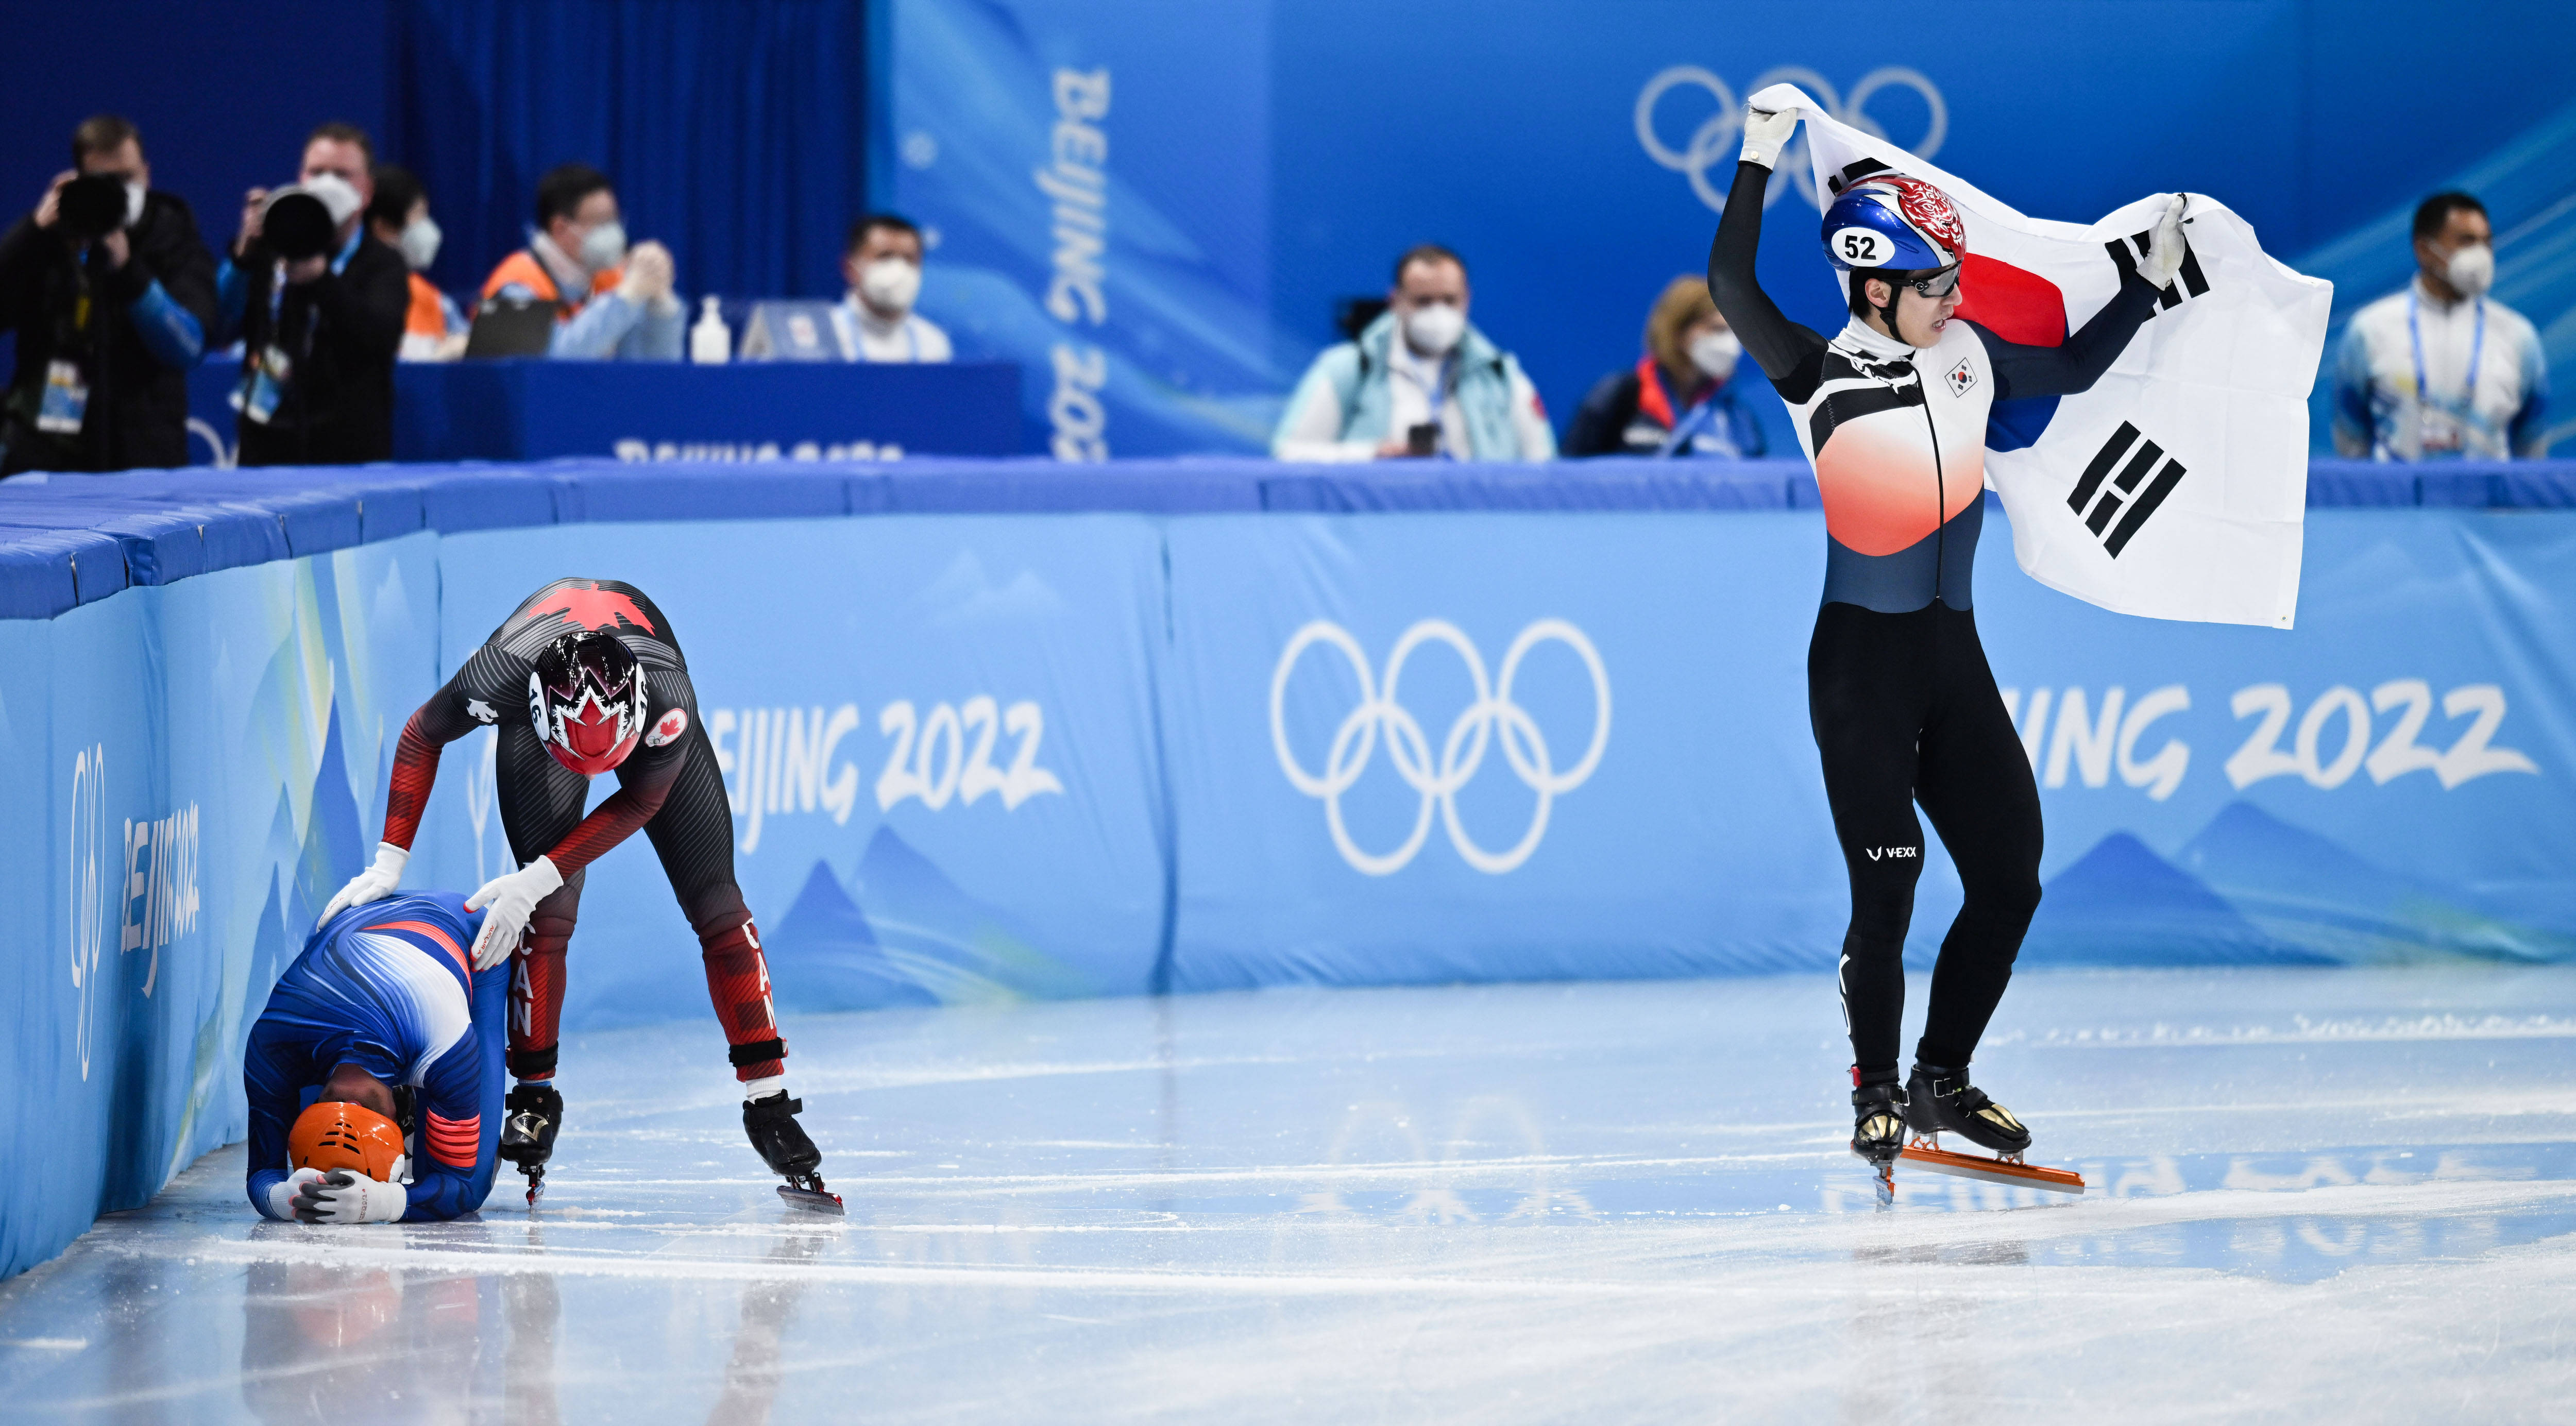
[6,2,2573,456]
[884,0,2576,456]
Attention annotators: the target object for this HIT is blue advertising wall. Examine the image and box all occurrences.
[6,459,2575,1280]
[882,0,2576,457]
[2,538,443,1283]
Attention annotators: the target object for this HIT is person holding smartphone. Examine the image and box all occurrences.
[1273,244,1556,463]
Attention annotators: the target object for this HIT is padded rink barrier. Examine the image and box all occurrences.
[4,454,2575,1278]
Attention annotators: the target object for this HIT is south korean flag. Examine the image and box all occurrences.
[1751,83,2332,630]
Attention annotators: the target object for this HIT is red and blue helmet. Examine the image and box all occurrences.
[1821,175,1968,275]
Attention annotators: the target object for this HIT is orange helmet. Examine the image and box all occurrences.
[289,1100,406,1181]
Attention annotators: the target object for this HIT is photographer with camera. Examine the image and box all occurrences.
[213,122,409,465]
[0,115,216,476]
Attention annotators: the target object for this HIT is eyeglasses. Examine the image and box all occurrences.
[1902,266,1962,300]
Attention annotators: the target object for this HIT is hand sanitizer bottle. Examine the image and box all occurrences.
[690,295,731,364]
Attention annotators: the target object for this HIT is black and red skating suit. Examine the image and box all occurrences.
[378,578,786,1085]
[1707,158,2162,1076]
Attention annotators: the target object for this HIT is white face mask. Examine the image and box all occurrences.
[398,216,442,272]
[857,257,922,315]
[1688,328,1742,383]
[1402,301,1465,356]
[123,182,145,229]
[579,218,629,273]
[2445,243,2494,299]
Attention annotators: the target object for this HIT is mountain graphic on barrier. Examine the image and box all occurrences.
[2026,802,2575,967]
[2021,831,2327,966]
[765,825,1094,1011]
[2174,801,2575,964]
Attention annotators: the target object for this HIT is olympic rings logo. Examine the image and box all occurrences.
[1634,65,1949,214]
[1270,619,1611,876]
[66,742,109,1082]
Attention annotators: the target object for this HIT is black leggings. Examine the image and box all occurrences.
[1809,601,2042,1075]
[495,721,768,1080]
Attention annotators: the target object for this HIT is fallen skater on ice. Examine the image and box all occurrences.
[244,891,504,1223]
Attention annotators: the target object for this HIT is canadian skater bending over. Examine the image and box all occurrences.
[244,892,501,1223]
[317,578,836,1209]
[1707,106,2189,1178]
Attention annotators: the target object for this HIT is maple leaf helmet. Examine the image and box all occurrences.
[529,630,647,775]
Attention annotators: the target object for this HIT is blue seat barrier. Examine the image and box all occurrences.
[6,457,2576,1280]
[8,457,2576,615]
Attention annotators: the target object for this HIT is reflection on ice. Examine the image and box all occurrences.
[0,966,2570,1421]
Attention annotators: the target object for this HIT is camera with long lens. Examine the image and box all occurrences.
[55,174,131,243]
[259,176,362,262]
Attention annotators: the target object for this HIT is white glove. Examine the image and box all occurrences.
[294,1169,408,1224]
[2137,194,2190,290]
[318,842,409,925]
[617,240,675,304]
[465,855,563,970]
[266,1167,327,1221]
[1740,104,1800,169]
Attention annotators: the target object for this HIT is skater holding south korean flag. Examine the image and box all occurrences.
[1706,87,2330,1197]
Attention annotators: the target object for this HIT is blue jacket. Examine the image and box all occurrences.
[244,892,505,1222]
[1273,311,1554,461]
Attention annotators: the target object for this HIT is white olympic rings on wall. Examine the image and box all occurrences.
[1270,619,1611,876]
[1634,65,1949,214]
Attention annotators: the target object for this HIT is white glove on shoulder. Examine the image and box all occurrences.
[1739,105,1801,170]
[318,842,409,925]
[2137,194,2190,290]
[295,1169,407,1225]
[266,1167,327,1221]
[466,855,563,970]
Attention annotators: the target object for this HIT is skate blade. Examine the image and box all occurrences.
[776,1183,845,1215]
[1898,1143,2084,1195]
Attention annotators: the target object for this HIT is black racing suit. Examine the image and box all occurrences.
[1707,157,2163,1075]
[379,578,786,1085]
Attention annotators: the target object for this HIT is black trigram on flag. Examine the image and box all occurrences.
[2068,422,2185,557]
[2105,229,2211,312]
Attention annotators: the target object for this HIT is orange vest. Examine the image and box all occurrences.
[404,273,446,339]
[480,249,621,320]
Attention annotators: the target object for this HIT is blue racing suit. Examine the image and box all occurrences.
[243,892,506,1221]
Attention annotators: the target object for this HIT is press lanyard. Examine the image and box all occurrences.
[1655,394,1726,457]
[2408,289,2485,415]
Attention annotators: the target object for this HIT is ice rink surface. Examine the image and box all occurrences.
[4,966,2573,1423]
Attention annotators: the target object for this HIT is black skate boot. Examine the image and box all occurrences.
[1903,1063,2032,1158]
[499,1082,563,1206]
[1851,1071,1906,1202]
[745,1093,842,1215]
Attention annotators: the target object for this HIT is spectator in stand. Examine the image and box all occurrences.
[367,165,465,362]
[836,214,950,362]
[481,164,681,360]
[1274,244,1554,462]
[2332,191,2550,460]
[216,121,409,466]
[0,114,216,476]
[1564,277,1767,459]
